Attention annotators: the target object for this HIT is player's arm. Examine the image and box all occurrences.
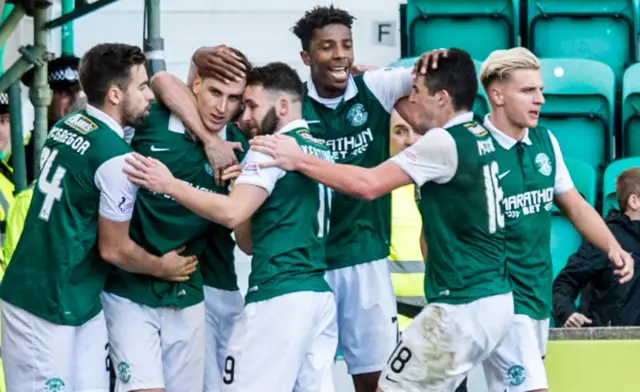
[552,242,603,326]
[234,220,252,255]
[125,150,280,229]
[251,127,457,201]
[150,71,217,146]
[363,67,413,114]
[96,154,196,281]
[550,131,633,282]
[420,231,427,262]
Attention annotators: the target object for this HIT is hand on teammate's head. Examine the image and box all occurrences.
[413,49,449,79]
[192,45,248,84]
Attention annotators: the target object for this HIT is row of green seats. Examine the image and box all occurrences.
[405,0,640,82]
[390,56,615,170]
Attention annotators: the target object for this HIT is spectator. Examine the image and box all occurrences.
[387,104,425,332]
[21,54,81,183]
[553,167,640,327]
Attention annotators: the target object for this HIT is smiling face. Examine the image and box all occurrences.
[302,23,354,98]
[192,75,246,132]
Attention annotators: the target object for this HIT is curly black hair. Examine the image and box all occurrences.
[247,62,304,101]
[291,5,356,51]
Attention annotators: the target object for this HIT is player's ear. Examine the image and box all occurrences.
[489,86,505,107]
[278,97,288,117]
[192,75,202,95]
[107,85,121,106]
[300,50,312,67]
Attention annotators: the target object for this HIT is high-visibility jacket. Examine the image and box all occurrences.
[389,184,426,332]
[2,184,33,271]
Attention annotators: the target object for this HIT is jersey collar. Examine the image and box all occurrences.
[277,119,309,134]
[443,111,474,128]
[306,75,358,105]
[85,104,125,139]
[483,114,532,150]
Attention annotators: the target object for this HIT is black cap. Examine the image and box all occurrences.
[0,91,9,115]
[21,54,80,93]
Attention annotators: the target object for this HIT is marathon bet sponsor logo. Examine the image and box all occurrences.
[502,187,554,219]
[325,128,374,160]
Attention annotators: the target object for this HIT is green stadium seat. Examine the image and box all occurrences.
[602,158,640,216]
[622,63,640,156]
[538,58,615,172]
[527,0,640,83]
[404,0,519,60]
[388,57,490,118]
[550,158,595,282]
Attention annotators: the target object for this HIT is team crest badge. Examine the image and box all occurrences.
[507,365,526,386]
[44,378,66,392]
[347,103,368,127]
[535,153,552,176]
[205,162,213,176]
[117,361,132,383]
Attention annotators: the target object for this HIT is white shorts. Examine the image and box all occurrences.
[378,292,514,392]
[203,286,244,392]
[101,292,205,392]
[483,315,550,391]
[326,258,398,375]
[1,301,109,392]
[221,291,338,392]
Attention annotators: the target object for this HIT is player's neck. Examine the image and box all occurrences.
[275,115,303,133]
[488,112,527,141]
[312,77,345,99]
[95,104,125,127]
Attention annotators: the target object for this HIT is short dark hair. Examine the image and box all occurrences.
[416,48,477,112]
[247,62,304,102]
[292,5,356,51]
[79,43,146,106]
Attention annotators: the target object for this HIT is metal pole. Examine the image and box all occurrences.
[144,0,165,76]
[9,82,25,192]
[61,0,75,54]
[30,5,52,179]
[0,3,25,51]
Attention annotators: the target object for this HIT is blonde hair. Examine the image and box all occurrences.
[479,47,540,90]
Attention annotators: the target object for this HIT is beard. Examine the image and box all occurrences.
[258,106,279,136]
[121,97,149,128]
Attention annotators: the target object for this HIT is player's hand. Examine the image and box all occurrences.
[414,48,449,78]
[221,164,243,182]
[157,246,198,282]
[249,134,304,171]
[124,152,178,195]
[204,138,241,186]
[564,312,593,328]
[192,45,247,83]
[351,64,378,76]
[608,247,634,284]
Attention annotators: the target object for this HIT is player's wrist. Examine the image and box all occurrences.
[165,177,184,199]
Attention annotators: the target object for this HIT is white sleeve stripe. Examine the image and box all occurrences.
[99,210,133,222]
[234,177,275,195]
